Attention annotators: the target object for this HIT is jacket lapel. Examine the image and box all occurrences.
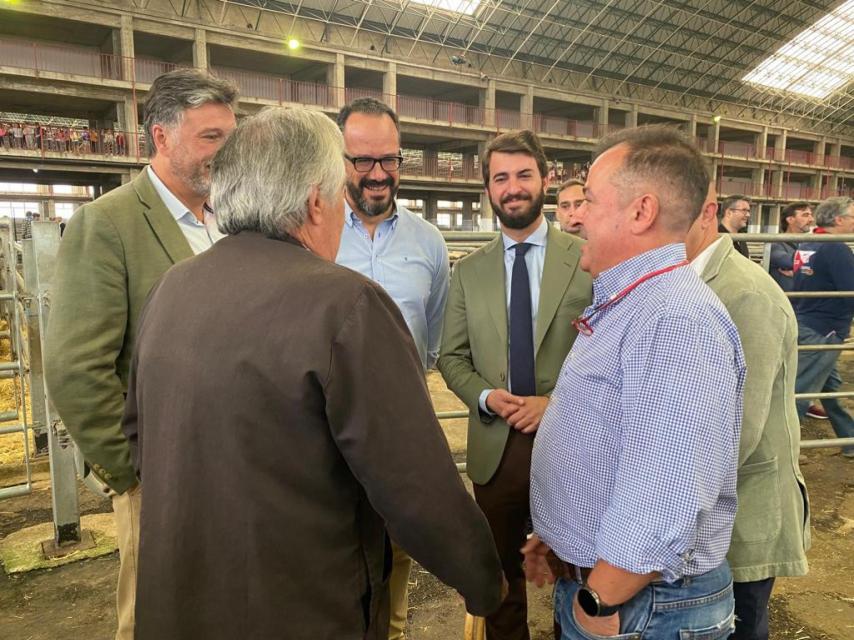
[134,169,194,265]
[535,226,581,355]
[474,237,508,350]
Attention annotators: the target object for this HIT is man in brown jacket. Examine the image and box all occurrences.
[123,106,504,639]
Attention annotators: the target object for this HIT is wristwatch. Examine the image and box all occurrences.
[577,585,621,617]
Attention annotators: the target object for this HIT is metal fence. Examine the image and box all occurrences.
[0,219,80,546]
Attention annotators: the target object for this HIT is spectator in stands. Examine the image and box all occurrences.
[769,202,814,292]
[12,122,23,149]
[792,196,854,458]
[115,130,126,155]
[440,129,592,640]
[23,123,35,149]
[719,195,752,258]
[0,122,7,148]
[525,126,744,639]
[123,105,503,640]
[103,128,115,155]
[687,183,810,640]
[335,97,451,640]
[90,127,99,153]
[555,178,586,235]
[44,69,239,640]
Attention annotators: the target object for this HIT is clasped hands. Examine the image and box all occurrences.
[485,389,548,433]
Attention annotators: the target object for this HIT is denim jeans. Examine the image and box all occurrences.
[795,323,854,455]
[553,563,735,640]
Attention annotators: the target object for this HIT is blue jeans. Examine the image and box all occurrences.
[553,563,734,639]
[795,324,854,455]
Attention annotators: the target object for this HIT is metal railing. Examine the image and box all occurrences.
[439,229,854,454]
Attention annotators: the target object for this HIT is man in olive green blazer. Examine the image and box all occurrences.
[438,130,592,640]
[687,189,810,640]
[43,69,237,640]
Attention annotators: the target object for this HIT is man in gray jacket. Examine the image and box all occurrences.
[687,184,810,640]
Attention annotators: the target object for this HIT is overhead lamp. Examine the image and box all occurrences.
[712,115,722,123]
[451,55,467,66]
[287,38,301,51]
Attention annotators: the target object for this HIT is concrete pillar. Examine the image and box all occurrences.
[829,173,840,197]
[827,140,841,161]
[479,191,493,231]
[757,126,768,159]
[480,79,496,127]
[811,172,822,200]
[462,199,474,230]
[520,86,534,129]
[627,106,638,128]
[752,168,763,198]
[816,138,827,165]
[771,169,784,199]
[328,53,345,109]
[382,62,397,109]
[775,129,787,162]
[117,97,139,157]
[424,194,439,222]
[598,99,609,137]
[767,204,781,231]
[688,113,697,139]
[119,14,134,81]
[712,120,721,154]
[193,28,208,70]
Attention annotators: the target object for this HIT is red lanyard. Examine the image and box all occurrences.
[573,260,690,336]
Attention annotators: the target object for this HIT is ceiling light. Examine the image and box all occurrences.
[286,38,301,51]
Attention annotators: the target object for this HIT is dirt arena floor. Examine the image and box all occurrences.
[1,369,852,639]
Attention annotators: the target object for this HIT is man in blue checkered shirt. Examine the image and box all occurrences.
[524,126,746,640]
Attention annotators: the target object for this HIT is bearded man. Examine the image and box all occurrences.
[334,97,450,640]
[438,129,593,640]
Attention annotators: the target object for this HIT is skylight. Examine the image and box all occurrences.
[742,0,854,99]
[410,0,481,16]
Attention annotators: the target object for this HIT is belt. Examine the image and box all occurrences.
[554,559,664,585]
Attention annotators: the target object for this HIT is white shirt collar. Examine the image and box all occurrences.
[690,236,724,276]
[147,165,199,224]
[502,216,549,251]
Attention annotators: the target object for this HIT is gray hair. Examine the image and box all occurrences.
[143,69,238,156]
[594,125,709,233]
[815,196,854,228]
[211,107,345,239]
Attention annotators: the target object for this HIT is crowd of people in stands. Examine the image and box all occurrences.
[0,122,128,155]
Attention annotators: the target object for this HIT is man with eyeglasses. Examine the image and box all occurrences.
[719,195,752,258]
[335,97,450,640]
[770,202,814,293]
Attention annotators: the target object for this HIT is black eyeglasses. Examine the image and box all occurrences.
[345,154,404,173]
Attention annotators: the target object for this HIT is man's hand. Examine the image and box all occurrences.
[485,389,525,419]
[573,594,620,636]
[506,396,549,433]
[521,534,557,588]
[777,268,794,277]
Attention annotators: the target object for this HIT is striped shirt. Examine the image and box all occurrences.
[531,243,745,581]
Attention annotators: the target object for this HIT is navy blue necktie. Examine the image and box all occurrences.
[510,243,535,397]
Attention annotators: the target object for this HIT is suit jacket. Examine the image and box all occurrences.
[699,235,810,582]
[438,224,593,485]
[123,232,503,639]
[44,169,193,493]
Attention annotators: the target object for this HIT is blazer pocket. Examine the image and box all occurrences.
[732,456,782,544]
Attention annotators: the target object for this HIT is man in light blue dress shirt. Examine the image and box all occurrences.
[335,98,450,640]
[524,126,746,640]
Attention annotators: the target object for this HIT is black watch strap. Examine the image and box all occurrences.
[578,585,621,617]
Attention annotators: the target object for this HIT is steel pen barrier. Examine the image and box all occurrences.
[439,230,854,455]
